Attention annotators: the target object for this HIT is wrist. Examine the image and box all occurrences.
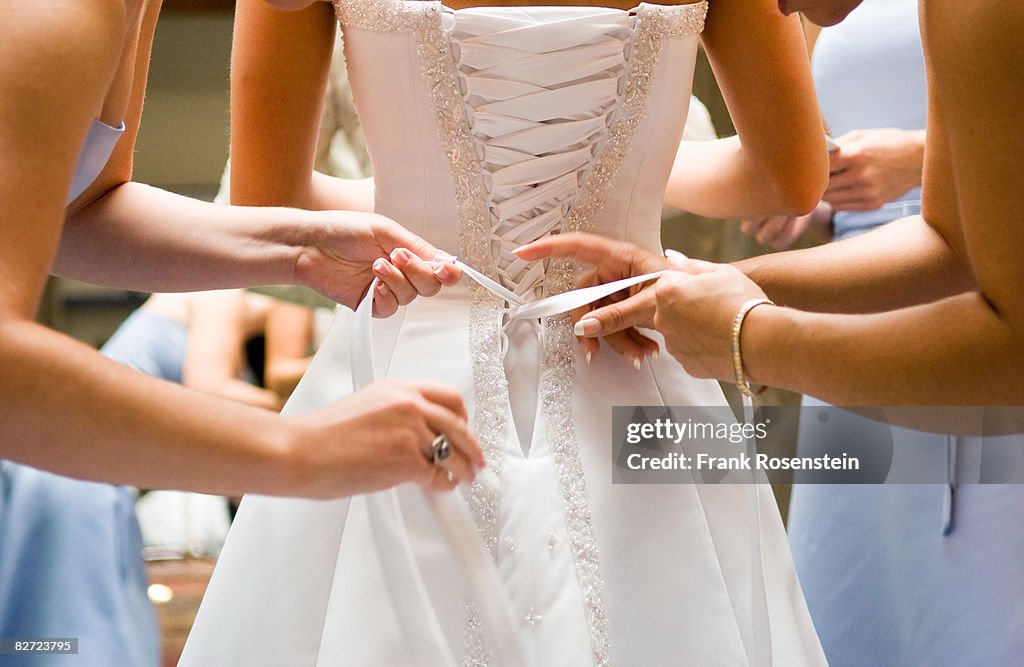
[731,298,775,396]
[265,416,318,497]
[285,209,338,291]
[737,301,798,391]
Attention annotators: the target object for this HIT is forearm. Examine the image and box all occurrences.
[672,1,827,218]
[737,215,974,313]
[744,291,1024,405]
[665,136,821,218]
[308,171,375,213]
[0,319,296,496]
[55,182,322,292]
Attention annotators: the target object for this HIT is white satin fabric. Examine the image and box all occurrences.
[181,3,825,665]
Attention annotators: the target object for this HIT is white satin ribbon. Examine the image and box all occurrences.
[353,276,523,667]
[742,393,773,667]
[454,256,667,320]
[349,256,666,665]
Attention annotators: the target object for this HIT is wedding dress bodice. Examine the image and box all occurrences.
[337,0,704,297]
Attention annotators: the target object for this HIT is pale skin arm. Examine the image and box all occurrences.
[54,0,458,317]
[263,300,317,402]
[230,0,464,307]
[183,290,284,411]
[663,0,828,217]
[0,0,482,495]
[522,0,1024,405]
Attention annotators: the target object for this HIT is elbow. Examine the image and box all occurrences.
[761,148,829,217]
[767,168,828,217]
[782,180,827,217]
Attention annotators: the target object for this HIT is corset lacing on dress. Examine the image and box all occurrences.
[450,8,633,301]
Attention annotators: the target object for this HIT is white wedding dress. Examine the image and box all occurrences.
[181,1,824,664]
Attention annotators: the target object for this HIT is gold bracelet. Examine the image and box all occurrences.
[731,298,774,397]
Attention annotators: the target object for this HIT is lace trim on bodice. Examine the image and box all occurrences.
[333,2,707,664]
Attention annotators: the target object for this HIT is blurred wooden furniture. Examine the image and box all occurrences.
[146,558,217,667]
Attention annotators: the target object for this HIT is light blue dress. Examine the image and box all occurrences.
[0,119,162,667]
[786,2,1024,665]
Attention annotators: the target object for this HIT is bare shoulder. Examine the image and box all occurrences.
[0,0,125,66]
[922,0,1023,79]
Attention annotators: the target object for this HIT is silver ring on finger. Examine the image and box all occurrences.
[431,433,452,465]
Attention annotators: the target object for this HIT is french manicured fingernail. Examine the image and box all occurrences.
[574,318,601,336]
[650,349,659,360]
[665,249,688,261]
[633,356,642,371]
[390,248,410,267]
[432,263,451,280]
[373,258,389,275]
[375,281,390,295]
[585,349,593,365]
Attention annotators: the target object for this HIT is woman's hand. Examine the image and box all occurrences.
[516,234,772,378]
[296,211,462,317]
[285,379,485,498]
[740,201,834,249]
[515,233,667,365]
[824,128,926,212]
[653,256,769,381]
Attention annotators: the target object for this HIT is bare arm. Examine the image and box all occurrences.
[737,214,972,313]
[264,300,316,401]
[55,0,455,315]
[57,184,396,307]
[183,290,283,411]
[0,0,481,495]
[231,0,371,212]
[664,0,828,217]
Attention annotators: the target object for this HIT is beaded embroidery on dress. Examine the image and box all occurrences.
[181,2,826,665]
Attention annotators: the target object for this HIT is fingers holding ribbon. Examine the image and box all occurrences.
[514,233,667,366]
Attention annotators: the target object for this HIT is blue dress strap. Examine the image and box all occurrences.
[67,119,125,205]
